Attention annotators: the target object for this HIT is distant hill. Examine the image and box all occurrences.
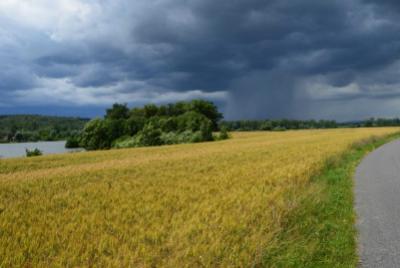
[0,115,89,143]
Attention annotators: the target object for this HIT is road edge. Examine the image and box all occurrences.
[261,131,400,267]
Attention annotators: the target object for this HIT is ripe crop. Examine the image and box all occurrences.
[0,128,397,267]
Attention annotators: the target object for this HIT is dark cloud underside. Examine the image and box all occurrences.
[1,0,400,120]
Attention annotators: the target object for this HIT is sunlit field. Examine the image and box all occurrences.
[0,128,398,267]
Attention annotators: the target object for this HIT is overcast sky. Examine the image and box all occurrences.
[1,0,400,120]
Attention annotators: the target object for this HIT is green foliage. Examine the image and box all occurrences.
[361,117,400,128]
[159,117,178,132]
[25,148,42,157]
[126,116,146,136]
[0,115,87,143]
[160,131,203,144]
[272,126,287,132]
[176,111,212,132]
[105,119,127,142]
[143,104,159,118]
[187,99,222,130]
[65,136,80,149]
[218,126,229,140]
[114,130,204,148]
[135,123,163,146]
[221,119,339,131]
[79,100,224,150]
[221,117,400,132]
[260,121,273,131]
[105,103,129,120]
[79,119,113,150]
[200,120,213,141]
[113,136,138,149]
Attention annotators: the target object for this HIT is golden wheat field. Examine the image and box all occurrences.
[0,128,398,267]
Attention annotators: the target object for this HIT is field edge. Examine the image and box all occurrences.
[261,131,400,268]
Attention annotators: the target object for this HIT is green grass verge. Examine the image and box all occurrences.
[262,132,400,268]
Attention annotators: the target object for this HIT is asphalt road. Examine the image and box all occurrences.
[355,139,400,267]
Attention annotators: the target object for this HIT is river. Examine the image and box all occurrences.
[0,141,84,159]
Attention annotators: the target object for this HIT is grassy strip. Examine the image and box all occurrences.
[262,132,400,268]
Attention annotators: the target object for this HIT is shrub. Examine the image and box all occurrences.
[159,117,178,132]
[176,111,211,132]
[113,136,139,149]
[65,136,80,148]
[135,123,163,146]
[187,100,223,130]
[218,126,230,140]
[160,130,203,145]
[105,103,129,120]
[200,120,214,141]
[273,126,287,132]
[114,130,206,149]
[126,116,145,136]
[26,148,42,157]
[159,132,182,145]
[260,121,273,131]
[79,118,128,150]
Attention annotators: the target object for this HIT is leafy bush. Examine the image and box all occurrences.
[218,126,230,140]
[113,136,139,149]
[65,136,80,148]
[26,148,42,157]
[135,123,163,146]
[79,119,112,150]
[200,120,213,141]
[176,111,213,132]
[260,121,273,131]
[273,126,287,132]
[126,116,145,136]
[105,103,129,120]
[160,130,203,145]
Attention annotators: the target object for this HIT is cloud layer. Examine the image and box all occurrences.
[1,0,400,120]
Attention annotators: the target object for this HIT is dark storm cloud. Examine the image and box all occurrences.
[2,0,400,119]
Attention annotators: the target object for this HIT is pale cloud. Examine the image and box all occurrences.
[12,77,228,106]
[304,81,362,100]
[0,0,97,37]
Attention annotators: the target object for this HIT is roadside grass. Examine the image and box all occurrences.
[262,132,400,268]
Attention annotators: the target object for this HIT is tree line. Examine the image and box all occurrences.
[0,115,88,143]
[220,119,338,131]
[220,117,400,131]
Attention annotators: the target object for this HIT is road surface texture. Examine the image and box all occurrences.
[355,139,400,267]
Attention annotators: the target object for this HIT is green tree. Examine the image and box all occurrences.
[159,117,178,132]
[187,100,223,130]
[143,104,159,118]
[65,136,80,148]
[260,121,273,131]
[126,116,146,136]
[80,119,112,150]
[176,111,212,132]
[200,120,213,141]
[136,123,162,146]
[105,103,130,120]
[219,126,229,140]
[13,132,24,142]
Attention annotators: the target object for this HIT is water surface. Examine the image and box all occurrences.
[0,141,83,159]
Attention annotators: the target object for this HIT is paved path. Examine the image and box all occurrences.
[355,139,400,267]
